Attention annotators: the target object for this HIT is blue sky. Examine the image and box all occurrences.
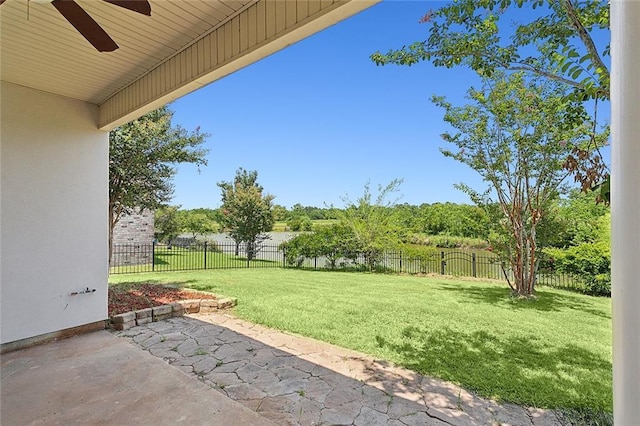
[169,0,609,210]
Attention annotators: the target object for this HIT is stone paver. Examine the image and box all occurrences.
[112,313,561,426]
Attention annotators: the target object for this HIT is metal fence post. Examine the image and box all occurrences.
[204,241,207,270]
[440,251,445,275]
[152,241,156,272]
[472,253,477,277]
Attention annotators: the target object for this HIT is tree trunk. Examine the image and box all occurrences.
[511,230,539,297]
[246,241,255,260]
[108,205,117,266]
[109,215,113,266]
[507,201,540,298]
[108,203,124,267]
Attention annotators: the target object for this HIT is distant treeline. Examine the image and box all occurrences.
[159,190,608,251]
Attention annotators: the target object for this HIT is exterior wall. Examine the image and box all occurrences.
[112,210,154,245]
[0,82,109,344]
[111,210,155,267]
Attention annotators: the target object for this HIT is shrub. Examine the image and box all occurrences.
[402,245,439,273]
[544,242,611,296]
[287,215,313,232]
[279,233,319,266]
[279,224,363,269]
[585,272,611,297]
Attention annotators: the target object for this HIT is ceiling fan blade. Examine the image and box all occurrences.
[52,0,118,52]
[102,0,151,16]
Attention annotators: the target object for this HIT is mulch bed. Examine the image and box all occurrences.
[108,283,216,316]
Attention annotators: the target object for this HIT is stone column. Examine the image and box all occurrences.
[611,1,640,423]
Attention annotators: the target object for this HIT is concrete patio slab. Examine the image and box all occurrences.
[0,330,275,425]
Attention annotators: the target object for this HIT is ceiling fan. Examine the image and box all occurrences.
[0,0,151,52]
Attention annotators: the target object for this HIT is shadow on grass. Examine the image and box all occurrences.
[154,251,186,257]
[375,326,612,411]
[153,255,170,265]
[281,266,399,274]
[436,283,610,319]
[230,257,279,265]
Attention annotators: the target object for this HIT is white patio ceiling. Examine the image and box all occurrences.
[0,0,378,129]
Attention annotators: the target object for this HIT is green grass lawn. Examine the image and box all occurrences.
[272,221,289,232]
[110,269,612,412]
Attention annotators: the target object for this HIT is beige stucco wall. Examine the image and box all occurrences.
[0,82,109,344]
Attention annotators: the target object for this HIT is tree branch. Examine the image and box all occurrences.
[561,0,610,95]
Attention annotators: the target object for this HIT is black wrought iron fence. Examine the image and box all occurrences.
[109,241,581,291]
[110,240,287,274]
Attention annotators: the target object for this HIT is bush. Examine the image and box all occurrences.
[584,272,611,297]
[544,242,611,296]
[402,245,439,273]
[279,233,319,266]
[287,215,313,231]
[279,224,363,269]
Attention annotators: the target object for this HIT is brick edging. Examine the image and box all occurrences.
[109,297,237,331]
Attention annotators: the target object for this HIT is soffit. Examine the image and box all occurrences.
[0,0,256,105]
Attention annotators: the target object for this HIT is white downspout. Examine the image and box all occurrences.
[611,1,640,423]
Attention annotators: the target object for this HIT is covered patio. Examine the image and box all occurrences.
[0,0,379,346]
[1,327,275,424]
[3,312,559,425]
[1,0,638,422]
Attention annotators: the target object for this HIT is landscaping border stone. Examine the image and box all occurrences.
[152,305,172,322]
[135,308,153,326]
[108,296,237,330]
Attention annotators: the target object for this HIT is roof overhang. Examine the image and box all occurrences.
[0,0,380,130]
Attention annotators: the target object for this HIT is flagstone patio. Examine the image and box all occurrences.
[113,313,561,426]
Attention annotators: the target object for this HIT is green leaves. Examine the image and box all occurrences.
[109,106,209,255]
[544,241,611,295]
[432,72,605,295]
[180,209,219,238]
[217,168,275,258]
[338,179,405,270]
[154,205,182,243]
[371,0,610,100]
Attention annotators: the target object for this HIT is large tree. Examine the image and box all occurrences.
[371,0,610,200]
[217,168,275,259]
[434,72,600,296]
[109,106,208,259]
[180,209,219,239]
